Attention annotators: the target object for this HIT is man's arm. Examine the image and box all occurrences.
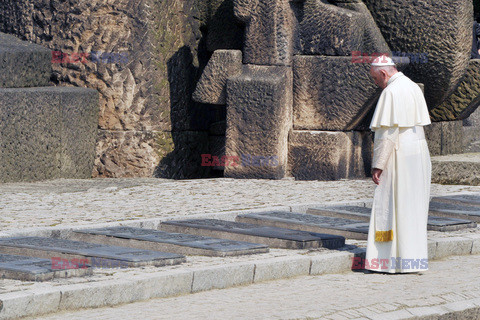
[371,127,399,185]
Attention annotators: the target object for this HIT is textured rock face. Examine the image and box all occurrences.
[0,0,212,179]
[0,87,98,183]
[363,0,472,109]
[293,56,381,131]
[431,60,480,121]
[424,121,464,156]
[225,65,292,179]
[288,130,373,180]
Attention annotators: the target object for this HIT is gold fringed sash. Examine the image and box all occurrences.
[375,230,393,242]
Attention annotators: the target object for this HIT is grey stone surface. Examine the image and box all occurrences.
[237,211,369,240]
[429,201,480,222]
[431,154,480,186]
[309,251,354,275]
[234,0,295,66]
[293,56,381,131]
[0,87,99,183]
[294,0,389,57]
[72,227,269,257]
[364,0,472,109]
[434,237,473,259]
[430,60,480,121]
[253,255,310,282]
[204,0,244,52]
[433,194,480,207]
[0,237,185,267]
[307,205,477,231]
[288,130,373,180]
[0,32,51,88]
[191,263,254,293]
[424,121,464,156]
[160,219,345,249]
[192,50,242,105]
[0,253,92,281]
[225,65,292,179]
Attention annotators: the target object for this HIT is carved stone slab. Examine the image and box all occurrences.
[307,205,477,231]
[428,201,480,222]
[73,227,268,257]
[0,237,185,267]
[160,219,345,249]
[0,253,92,281]
[432,194,480,207]
[236,211,369,240]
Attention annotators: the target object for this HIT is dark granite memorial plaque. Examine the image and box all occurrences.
[236,212,369,240]
[160,219,345,249]
[73,227,269,257]
[428,201,480,222]
[0,253,92,281]
[0,237,185,267]
[432,194,480,207]
[307,206,477,231]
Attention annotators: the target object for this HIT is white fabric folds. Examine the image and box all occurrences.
[370,72,431,130]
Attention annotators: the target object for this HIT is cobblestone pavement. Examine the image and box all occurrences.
[0,178,479,231]
[31,254,480,320]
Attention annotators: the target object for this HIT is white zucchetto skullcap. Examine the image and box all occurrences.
[371,55,396,66]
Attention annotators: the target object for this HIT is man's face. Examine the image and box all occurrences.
[369,67,388,89]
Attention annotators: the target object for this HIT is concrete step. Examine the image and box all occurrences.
[431,153,480,185]
[307,205,477,231]
[236,211,369,240]
[0,32,51,88]
[0,87,99,183]
[0,237,185,268]
[71,226,269,257]
[160,219,345,249]
[0,253,92,281]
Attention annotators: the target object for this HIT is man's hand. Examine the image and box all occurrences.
[372,168,383,185]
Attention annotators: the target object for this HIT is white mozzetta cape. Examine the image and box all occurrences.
[370,72,431,130]
[365,71,432,273]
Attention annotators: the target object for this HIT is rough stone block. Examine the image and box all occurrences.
[294,0,388,56]
[288,130,373,180]
[191,263,254,293]
[293,56,381,131]
[434,237,473,259]
[0,290,61,319]
[205,0,244,51]
[431,154,480,186]
[364,0,472,108]
[428,240,437,260]
[310,251,353,275]
[472,238,480,254]
[225,65,292,179]
[234,0,295,66]
[424,121,464,156]
[253,256,310,282]
[0,32,51,88]
[430,60,480,121]
[0,87,99,183]
[193,50,242,105]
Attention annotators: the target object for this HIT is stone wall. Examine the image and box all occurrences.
[0,0,223,179]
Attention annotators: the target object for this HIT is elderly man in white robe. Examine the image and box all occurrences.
[364,55,432,273]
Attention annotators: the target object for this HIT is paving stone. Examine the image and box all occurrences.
[160,219,345,249]
[429,201,480,222]
[434,237,473,259]
[307,205,477,231]
[237,211,369,240]
[432,194,480,207]
[72,226,269,257]
[0,237,185,267]
[0,253,92,281]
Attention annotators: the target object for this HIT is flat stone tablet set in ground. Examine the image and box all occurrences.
[0,194,477,282]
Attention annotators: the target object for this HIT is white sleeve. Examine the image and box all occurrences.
[372,127,399,171]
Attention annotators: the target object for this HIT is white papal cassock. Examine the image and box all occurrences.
[365,72,432,273]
